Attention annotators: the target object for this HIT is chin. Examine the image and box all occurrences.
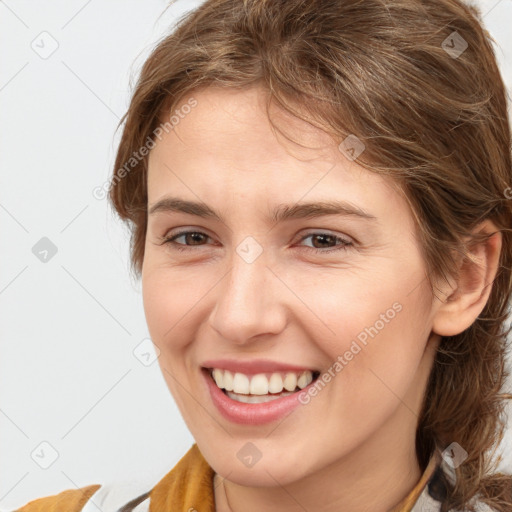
[215,458,306,487]
[199,437,316,487]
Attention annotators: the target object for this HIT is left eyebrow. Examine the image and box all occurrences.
[147,196,377,223]
[270,200,377,223]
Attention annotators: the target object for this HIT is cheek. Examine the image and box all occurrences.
[141,267,201,349]
[141,268,204,413]
[287,262,426,351]
[342,300,431,425]
[289,261,432,399]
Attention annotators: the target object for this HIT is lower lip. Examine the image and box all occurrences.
[202,368,314,425]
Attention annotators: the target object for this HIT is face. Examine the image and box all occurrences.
[142,86,440,488]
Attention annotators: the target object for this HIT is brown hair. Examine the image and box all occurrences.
[109,0,512,509]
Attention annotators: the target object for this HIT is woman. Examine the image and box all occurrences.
[16,0,512,510]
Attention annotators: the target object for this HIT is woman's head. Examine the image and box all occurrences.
[109,0,512,509]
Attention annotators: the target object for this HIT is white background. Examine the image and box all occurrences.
[1,1,511,510]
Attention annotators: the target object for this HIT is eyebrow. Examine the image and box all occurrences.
[148,197,377,223]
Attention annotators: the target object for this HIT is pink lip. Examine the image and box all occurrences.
[201,358,317,375]
[201,368,315,425]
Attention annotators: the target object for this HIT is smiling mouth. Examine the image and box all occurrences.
[204,367,321,403]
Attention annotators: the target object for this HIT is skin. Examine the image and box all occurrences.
[141,86,502,512]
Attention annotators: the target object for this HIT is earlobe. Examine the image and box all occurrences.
[431,220,502,337]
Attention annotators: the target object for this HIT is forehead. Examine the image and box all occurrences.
[154,86,337,165]
[147,85,405,217]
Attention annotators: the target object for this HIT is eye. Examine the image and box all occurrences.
[297,232,353,254]
[158,229,353,254]
[159,230,214,252]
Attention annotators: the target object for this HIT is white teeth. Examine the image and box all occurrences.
[226,390,296,403]
[283,372,297,392]
[249,374,269,395]
[268,373,284,393]
[212,368,223,388]
[223,370,234,391]
[210,368,315,396]
[232,372,250,394]
[297,371,313,389]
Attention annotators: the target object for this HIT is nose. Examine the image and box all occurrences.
[208,247,288,345]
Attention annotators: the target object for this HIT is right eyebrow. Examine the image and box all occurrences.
[148,197,222,221]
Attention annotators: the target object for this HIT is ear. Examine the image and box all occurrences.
[431,219,502,337]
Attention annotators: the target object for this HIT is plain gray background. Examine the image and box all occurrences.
[1,1,511,510]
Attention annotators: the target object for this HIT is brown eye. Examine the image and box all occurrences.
[309,234,337,248]
[298,232,353,254]
[161,230,214,251]
[177,232,208,245]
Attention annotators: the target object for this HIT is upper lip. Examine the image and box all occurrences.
[201,358,319,375]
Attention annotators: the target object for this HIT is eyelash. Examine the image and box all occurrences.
[159,230,353,254]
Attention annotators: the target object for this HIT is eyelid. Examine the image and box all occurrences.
[159,227,355,256]
[297,229,353,245]
[162,228,215,247]
[162,226,353,241]
[295,232,354,254]
[161,225,217,242]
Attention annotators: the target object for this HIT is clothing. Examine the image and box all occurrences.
[13,443,494,512]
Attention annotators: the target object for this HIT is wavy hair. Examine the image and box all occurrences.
[108,0,512,509]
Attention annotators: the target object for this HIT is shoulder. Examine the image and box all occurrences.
[412,459,505,512]
[14,484,101,512]
[13,482,151,512]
